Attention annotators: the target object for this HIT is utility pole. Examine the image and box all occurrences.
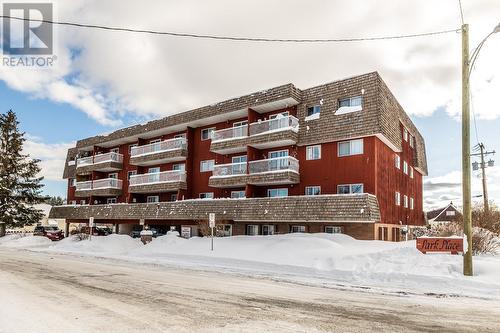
[461,23,473,276]
[472,143,495,217]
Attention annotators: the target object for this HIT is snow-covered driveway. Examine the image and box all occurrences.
[1,247,499,333]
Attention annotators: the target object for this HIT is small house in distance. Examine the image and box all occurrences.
[426,202,462,227]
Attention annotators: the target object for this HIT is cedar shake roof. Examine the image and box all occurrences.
[62,72,428,178]
[49,194,381,223]
[426,202,462,222]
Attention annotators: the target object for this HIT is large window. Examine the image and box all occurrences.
[231,190,246,199]
[107,198,117,204]
[262,225,275,235]
[201,127,215,140]
[337,184,364,194]
[338,139,363,157]
[199,192,214,199]
[325,226,342,234]
[172,163,185,171]
[395,192,401,206]
[247,225,259,236]
[403,128,409,142]
[147,196,159,203]
[409,135,415,148]
[404,195,408,208]
[339,96,362,107]
[307,105,321,117]
[305,186,321,196]
[395,155,401,169]
[306,145,321,160]
[200,160,215,172]
[291,225,305,233]
[410,167,414,179]
[410,197,414,210]
[267,188,288,197]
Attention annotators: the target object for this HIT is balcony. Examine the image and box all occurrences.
[209,156,299,188]
[210,116,299,154]
[128,170,187,193]
[75,178,123,197]
[208,162,247,188]
[247,156,299,185]
[76,152,123,175]
[130,138,187,166]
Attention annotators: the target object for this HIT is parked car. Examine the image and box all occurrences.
[130,228,164,238]
[33,225,64,241]
[130,230,141,238]
[80,225,112,236]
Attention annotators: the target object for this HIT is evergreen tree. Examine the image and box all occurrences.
[45,195,65,206]
[0,110,45,228]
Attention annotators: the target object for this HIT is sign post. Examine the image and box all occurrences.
[89,217,94,241]
[209,213,215,251]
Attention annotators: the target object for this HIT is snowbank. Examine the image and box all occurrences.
[1,233,499,298]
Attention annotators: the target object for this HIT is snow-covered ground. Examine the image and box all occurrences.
[1,233,499,299]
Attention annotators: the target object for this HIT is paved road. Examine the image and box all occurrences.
[0,248,499,333]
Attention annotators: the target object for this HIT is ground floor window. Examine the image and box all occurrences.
[147,195,159,203]
[199,192,214,199]
[231,190,246,199]
[378,226,388,241]
[107,198,117,204]
[290,225,305,233]
[262,224,275,235]
[170,193,177,201]
[267,188,288,197]
[325,226,342,234]
[217,224,232,237]
[246,225,259,236]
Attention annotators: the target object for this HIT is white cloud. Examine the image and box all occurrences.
[23,139,74,181]
[1,0,499,125]
[424,166,500,210]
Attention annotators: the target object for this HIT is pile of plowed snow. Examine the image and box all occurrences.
[48,234,143,255]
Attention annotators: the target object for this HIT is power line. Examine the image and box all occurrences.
[458,0,465,25]
[0,15,460,43]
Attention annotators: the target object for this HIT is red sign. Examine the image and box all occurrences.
[416,237,463,255]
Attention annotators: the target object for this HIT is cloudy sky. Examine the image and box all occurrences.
[0,0,499,210]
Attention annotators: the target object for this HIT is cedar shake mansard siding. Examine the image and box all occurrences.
[51,72,427,241]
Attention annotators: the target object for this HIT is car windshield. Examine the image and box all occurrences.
[46,226,59,231]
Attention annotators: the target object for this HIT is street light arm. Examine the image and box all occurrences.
[468,31,494,78]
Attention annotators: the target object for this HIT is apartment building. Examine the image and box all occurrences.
[49,72,427,241]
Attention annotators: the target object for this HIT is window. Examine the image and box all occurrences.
[291,225,305,233]
[170,193,177,201]
[201,127,215,140]
[269,150,288,159]
[306,145,321,160]
[172,163,185,171]
[403,161,408,174]
[269,112,289,119]
[69,178,76,187]
[129,143,138,154]
[149,139,161,144]
[262,225,275,235]
[231,191,246,199]
[409,135,415,148]
[337,184,364,194]
[446,211,456,216]
[305,186,321,196]
[70,200,77,205]
[200,160,215,172]
[148,167,160,174]
[80,200,86,205]
[107,198,117,204]
[147,196,159,203]
[217,224,233,237]
[108,173,118,179]
[199,192,214,199]
[127,170,137,180]
[410,197,414,210]
[338,139,363,157]
[404,195,408,208]
[403,128,409,142]
[307,105,321,117]
[267,188,288,197]
[232,121,248,137]
[232,156,247,174]
[110,148,119,154]
[395,155,401,169]
[339,96,362,107]
[246,225,259,236]
[174,133,186,139]
[410,167,414,179]
[395,192,401,206]
[325,226,342,234]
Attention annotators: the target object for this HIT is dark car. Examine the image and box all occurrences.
[33,225,65,241]
[80,225,112,236]
[130,230,141,238]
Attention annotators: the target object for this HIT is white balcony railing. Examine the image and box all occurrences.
[248,156,299,174]
[212,125,248,142]
[212,162,247,177]
[76,152,123,167]
[249,115,299,136]
[129,170,186,186]
[76,178,123,191]
[130,138,187,157]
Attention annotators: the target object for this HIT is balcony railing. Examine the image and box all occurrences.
[129,170,186,186]
[76,152,123,167]
[130,138,187,157]
[212,162,247,177]
[212,125,248,142]
[76,178,123,191]
[248,156,299,174]
[249,115,299,136]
